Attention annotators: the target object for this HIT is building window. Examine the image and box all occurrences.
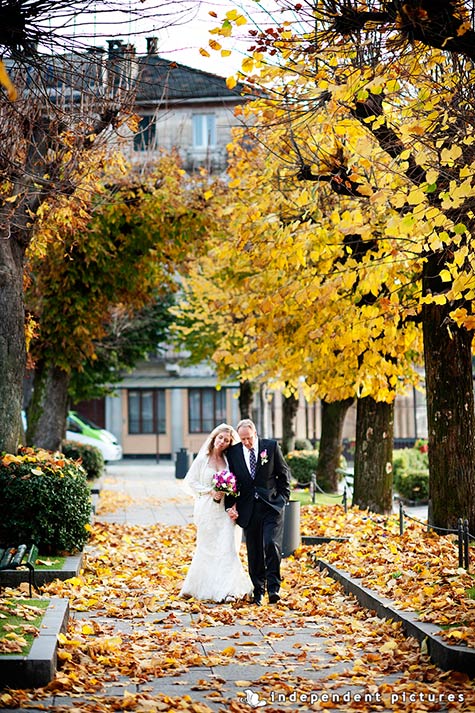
[134,115,156,151]
[189,388,226,433]
[128,389,166,433]
[192,113,216,148]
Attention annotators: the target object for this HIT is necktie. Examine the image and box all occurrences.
[249,448,257,479]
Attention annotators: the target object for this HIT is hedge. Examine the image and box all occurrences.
[286,450,320,487]
[0,447,92,554]
[61,440,105,480]
[393,447,429,503]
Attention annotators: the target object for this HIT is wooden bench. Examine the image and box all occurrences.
[0,544,39,597]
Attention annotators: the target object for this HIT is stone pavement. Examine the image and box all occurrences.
[98,458,195,527]
[4,460,474,712]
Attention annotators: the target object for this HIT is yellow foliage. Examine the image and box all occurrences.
[0,59,17,100]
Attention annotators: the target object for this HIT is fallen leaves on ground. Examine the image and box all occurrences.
[0,491,474,711]
[300,504,475,646]
[0,600,44,653]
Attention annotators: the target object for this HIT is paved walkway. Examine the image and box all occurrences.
[98,459,194,526]
[7,460,473,713]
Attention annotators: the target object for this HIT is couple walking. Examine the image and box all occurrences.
[180,419,291,606]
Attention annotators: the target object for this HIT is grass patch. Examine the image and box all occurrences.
[439,621,470,630]
[0,599,49,656]
[291,488,344,506]
[34,556,66,571]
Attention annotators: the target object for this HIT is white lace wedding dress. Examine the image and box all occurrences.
[180,457,253,602]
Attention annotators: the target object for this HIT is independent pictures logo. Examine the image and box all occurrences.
[243,689,267,708]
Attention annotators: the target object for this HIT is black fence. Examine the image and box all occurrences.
[307,473,474,571]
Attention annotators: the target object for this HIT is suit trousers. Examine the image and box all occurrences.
[244,498,284,596]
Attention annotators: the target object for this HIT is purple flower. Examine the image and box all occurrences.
[213,469,239,496]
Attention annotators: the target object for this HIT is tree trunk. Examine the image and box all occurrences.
[422,301,475,532]
[353,396,394,514]
[281,391,299,455]
[26,362,70,451]
[0,236,26,453]
[238,379,255,419]
[316,398,354,492]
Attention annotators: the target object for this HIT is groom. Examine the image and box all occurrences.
[225,419,291,605]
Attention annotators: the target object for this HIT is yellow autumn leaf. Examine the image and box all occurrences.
[221,646,236,656]
[65,576,82,586]
[440,144,462,164]
[380,639,398,653]
[407,188,426,205]
[0,59,17,100]
[242,57,254,73]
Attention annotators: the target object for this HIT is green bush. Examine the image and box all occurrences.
[0,447,92,554]
[394,469,429,502]
[393,447,429,503]
[61,440,105,480]
[286,450,320,487]
[287,449,348,491]
[393,447,428,479]
[294,438,313,451]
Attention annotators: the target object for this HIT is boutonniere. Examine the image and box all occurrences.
[260,449,268,465]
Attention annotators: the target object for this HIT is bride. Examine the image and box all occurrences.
[180,423,253,602]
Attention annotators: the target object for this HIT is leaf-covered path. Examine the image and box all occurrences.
[1,461,474,712]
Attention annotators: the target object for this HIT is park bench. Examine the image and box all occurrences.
[0,543,39,597]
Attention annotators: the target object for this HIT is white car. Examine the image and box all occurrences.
[66,412,123,462]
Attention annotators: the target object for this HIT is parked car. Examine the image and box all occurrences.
[66,411,123,462]
[21,409,123,462]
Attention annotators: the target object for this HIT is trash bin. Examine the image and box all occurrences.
[281,499,301,557]
[175,448,189,479]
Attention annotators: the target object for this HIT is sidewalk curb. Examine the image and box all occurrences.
[315,559,475,677]
[0,553,83,589]
[0,597,69,688]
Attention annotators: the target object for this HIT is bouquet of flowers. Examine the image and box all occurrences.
[213,469,239,497]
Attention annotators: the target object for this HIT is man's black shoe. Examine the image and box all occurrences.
[252,593,263,606]
[268,593,280,604]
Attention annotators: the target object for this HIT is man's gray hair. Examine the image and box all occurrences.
[236,418,257,432]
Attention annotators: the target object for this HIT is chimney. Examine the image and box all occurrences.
[107,39,124,60]
[146,37,159,55]
[106,39,137,92]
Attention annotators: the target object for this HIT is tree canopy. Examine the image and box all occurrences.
[176,0,475,528]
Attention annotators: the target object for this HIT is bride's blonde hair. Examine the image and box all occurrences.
[205,423,239,456]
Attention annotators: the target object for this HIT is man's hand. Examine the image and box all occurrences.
[226,503,238,521]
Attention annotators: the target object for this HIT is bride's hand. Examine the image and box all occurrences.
[226,504,238,521]
[213,491,224,502]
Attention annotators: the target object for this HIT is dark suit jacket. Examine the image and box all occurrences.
[225,438,291,529]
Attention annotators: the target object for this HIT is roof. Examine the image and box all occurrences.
[135,55,247,104]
